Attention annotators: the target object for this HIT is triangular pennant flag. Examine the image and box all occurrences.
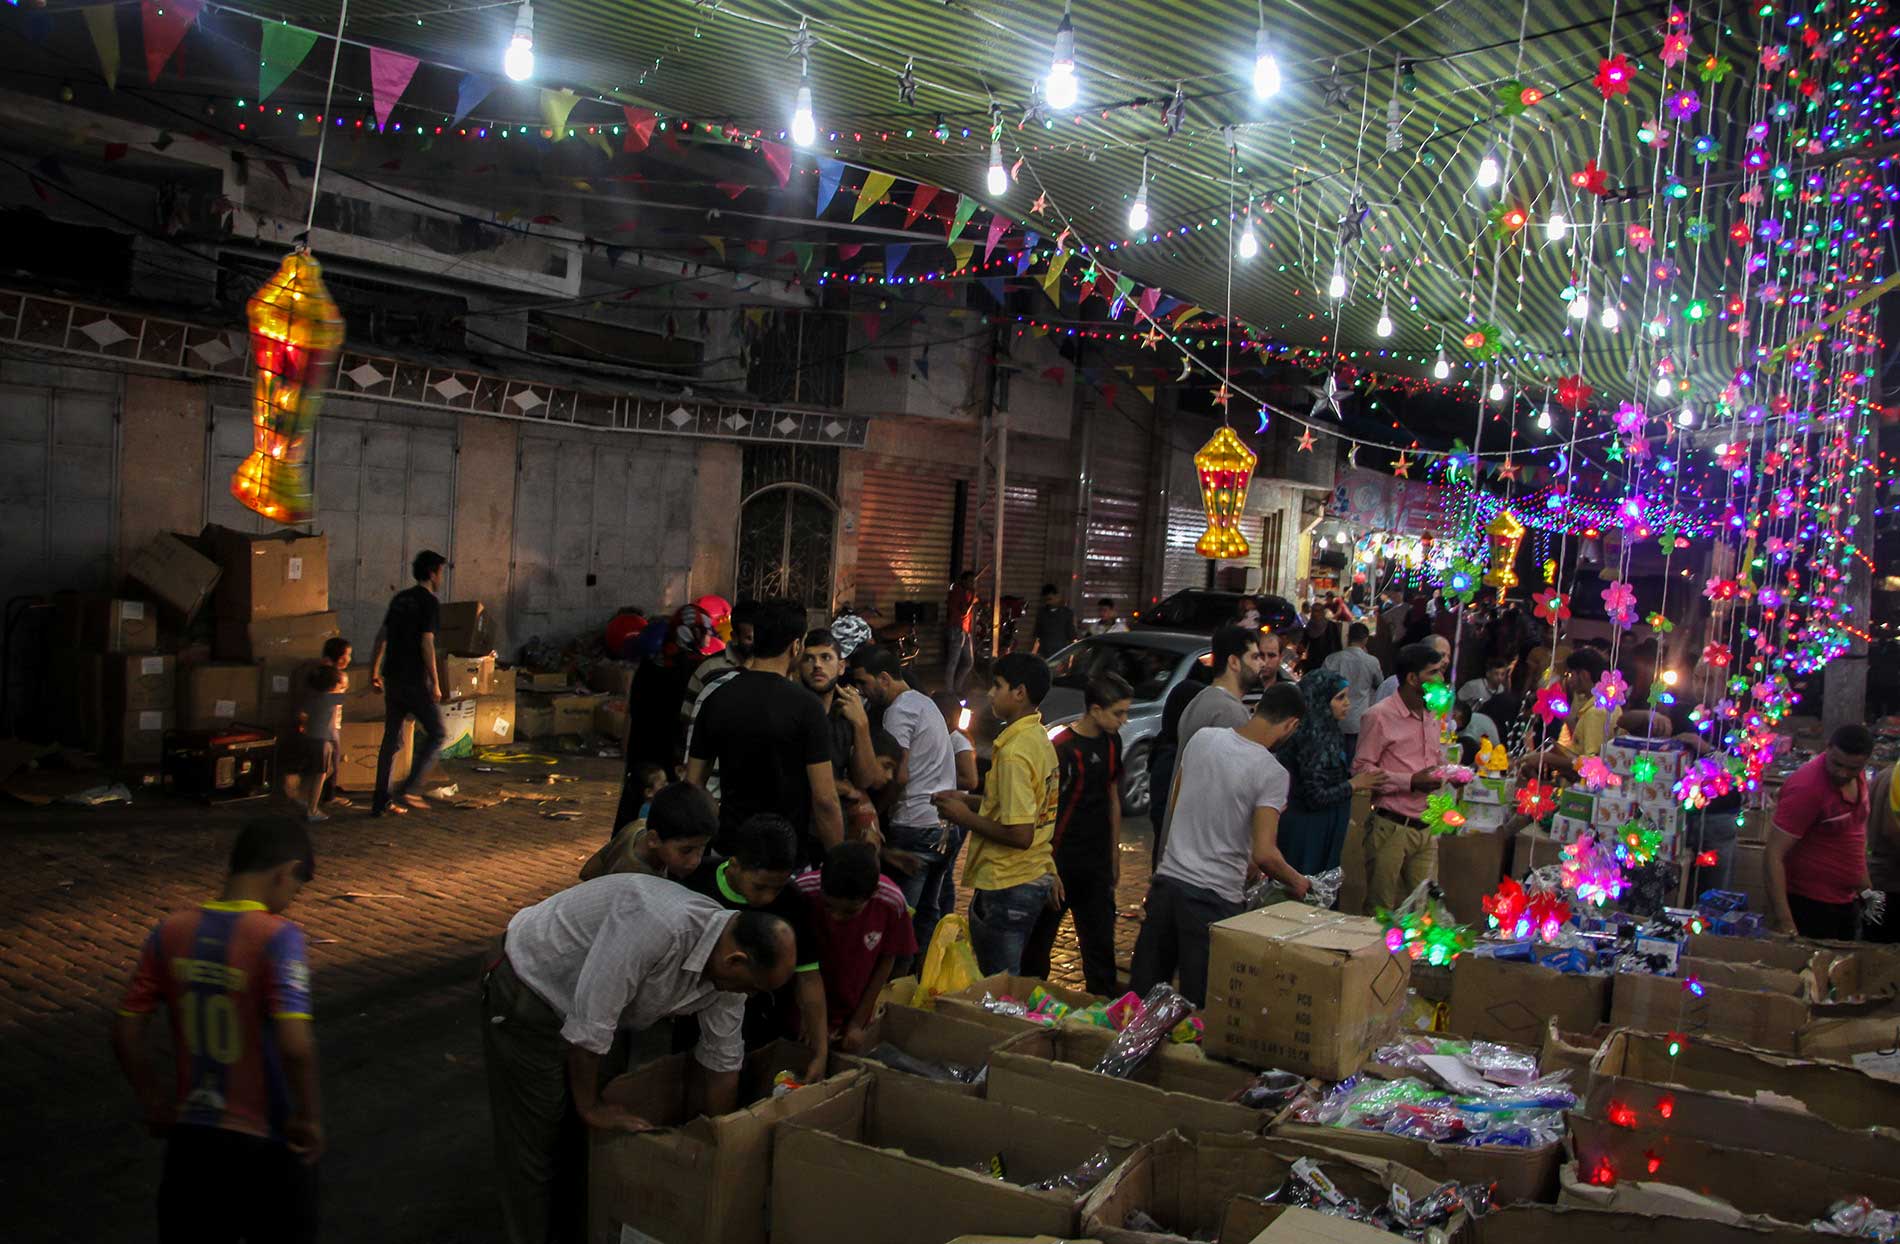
[1170,303,1202,325]
[948,194,978,240]
[622,106,657,152]
[1101,383,1119,407]
[367,48,419,129]
[539,87,578,138]
[1117,364,1135,378]
[716,181,747,200]
[837,242,861,262]
[983,214,1011,262]
[1138,286,1161,316]
[979,276,1007,305]
[1115,274,1135,299]
[1137,385,1156,403]
[583,130,613,160]
[452,74,497,127]
[141,0,202,83]
[1040,250,1070,305]
[1041,365,1066,382]
[949,240,974,270]
[744,308,769,328]
[914,346,929,380]
[758,141,792,187]
[883,243,909,279]
[83,6,120,89]
[904,184,939,228]
[860,311,882,342]
[790,242,813,271]
[884,355,901,377]
[743,239,768,256]
[815,158,845,216]
[701,236,726,260]
[258,23,318,102]
[853,170,895,221]
[1155,295,1181,317]
[1015,249,1035,277]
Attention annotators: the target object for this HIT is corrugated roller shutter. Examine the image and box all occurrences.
[1162,502,1211,597]
[999,480,1052,604]
[1081,396,1151,609]
[857,463,958,671]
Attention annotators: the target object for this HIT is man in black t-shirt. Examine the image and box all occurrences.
[1029,583,1077,657]
[369,550,450,817]
[687,600,844,864]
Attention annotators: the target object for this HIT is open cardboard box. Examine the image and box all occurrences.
[1476,1203,1820,1244]
[1444,954,1610,1047]
[1539,1020,1612,1081]
[1226,1204,1407,1244]
[987,1024,1285,1143]
[1609,965,1809,1053]
[1080,1129,1457,1244]
[588,1042,859,1244]
[931,973,1106,1035]
[1268,1120,1561,1206]
[771,1069,1133,1244]
[833,1003,1014,1094]
[1555,1159,1820,1234]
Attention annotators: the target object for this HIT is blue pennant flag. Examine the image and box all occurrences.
[815,158,845,216]
[452,74,497,127]
[883,243,909,279]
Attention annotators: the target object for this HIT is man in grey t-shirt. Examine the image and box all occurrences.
[1131,683,1308,1005]
[1161,624,1267,853]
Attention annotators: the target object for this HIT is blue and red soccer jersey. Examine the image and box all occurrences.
[119,900,313,1141]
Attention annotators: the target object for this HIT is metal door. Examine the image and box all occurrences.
[0,381,118,598]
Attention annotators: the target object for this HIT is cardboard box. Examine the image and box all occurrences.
[590,661,638,697]
[771,1070,1132,1244]
[205,526,328,620]
[1682,933,1824,975]
[516,694,555,740]
[338,719,408,788]
[554,692,607,735]
[177,663,261,730]
[588,1044,859,1244]
[259,658,318,728]
[1479,1202,1820,1244]
[441,698,476,755]
[987,1025,1280,1142]
[216,612,340,664]
[83,598,158,653]
[1446,954,1609,1046]
[100,653,176,712]
[126,532,222,622]
[472,693,515,746]
[1269,1120,1561,1206]
[522,670,570,692]
[489,665,518,700]
[437,653,493,701]
[594,697,628,743]
[1609,966,1808,1052]
[932,974,1106,1035]
[1203,906,1410,1079]
[1510,828,1564,881]
[1229,1205,1413,1244]
[1434,828,1511,926]
[106,708,172,765]
[340,677,384,723]
[436,601,486,654]
[1540,1022,1608,1081]
[1081,1131,1446,1244]
[834,1004,1013,1094]
[1801,1009,1900,1061]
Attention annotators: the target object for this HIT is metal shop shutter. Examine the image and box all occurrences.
[511,434,697,646]
[1079,396,1150,608]
[998,480,1053,605]
[857,462,958,671]
[0,381,118,599]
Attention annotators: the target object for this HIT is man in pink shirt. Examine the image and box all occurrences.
[1768,723,1873,939]
[1352,642,1451,913]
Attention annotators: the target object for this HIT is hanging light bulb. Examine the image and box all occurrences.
[1238,215,1259,259]
[1476,148,1501,189]
[1567,292,1590,320]
[1128,154,1150,232]
[1045,4,1079,110]
[1432,347,1450,380]
[1327,258,1346,299]
[1654,373,1675,398]
[1600,304,1621,330]
[1489,379,1506,401]
[986,138,1008,196]
[1376,301,1393,337]
[1546,208,1568,241]
[1537,404,1554,431]
[1253,25,1281,99]
[790,75,817,147]
[1677,402,1697,428]
[503,1,535,81]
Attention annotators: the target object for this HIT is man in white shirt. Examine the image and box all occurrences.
[1131,683,1308,1005]
[1457,654,1513,711]
[482,875,794,1244]
[851,645,959,951]
[1321,621,1383,754]
[1084,597,1130,637]
[1160,624,1265,863]
[1372,632,1450,707]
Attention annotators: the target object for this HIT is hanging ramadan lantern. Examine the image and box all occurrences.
[1482,509,1526,589]
[232,250,344,524]
[1193,425,1257,559]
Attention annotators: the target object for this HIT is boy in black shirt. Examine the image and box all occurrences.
[1022,672,1132,995]
[682,813,827,1082]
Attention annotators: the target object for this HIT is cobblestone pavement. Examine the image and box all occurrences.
[0,755,1154,1243]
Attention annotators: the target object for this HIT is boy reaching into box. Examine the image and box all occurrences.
[795,842,916,1053]
[294,666,347,825]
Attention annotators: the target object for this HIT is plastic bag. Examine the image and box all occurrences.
[1244,866,1344,912]
[913,914,981,1009]
[1093,983,1194,1078]
[1030,1149,1117,1194]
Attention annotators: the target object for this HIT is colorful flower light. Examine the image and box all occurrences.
[1601,580,1638,629]
[1516,780,1557,820]
[1423,679,1455,717]
[1561,833,1627,906]
[1192,425,1257,559]
[1666,88,1702,120]
[1532,588,1571,624]
[1532,681,1571,725]
[1594,669,1630,713]
[1577,757,1622,792]
[1613,821,1666,866]
[1570,159,1610,196]
[1555,375,1593,411]
[1595,53,1634,97]
[1422,789,1466,835]
[1379,893,1474,966]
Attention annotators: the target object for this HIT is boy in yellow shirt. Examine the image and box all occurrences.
[934,653,1059,974]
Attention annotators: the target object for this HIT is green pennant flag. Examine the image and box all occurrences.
[853,170,895,221]
[791,241,814,271]
[948,193,978,241]
[83,6,120,89]
[258,22,318,101]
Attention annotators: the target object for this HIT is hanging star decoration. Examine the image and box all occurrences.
[1310,373,1346,420]
[1346,444,1358,468]
[1296,427,1316,453]
[788,15,815,59]
[1516,779,1558,820]
[1605,441,1625,464]
[1422,790,1467,835]
[895,58,918,105]
[1569,159,1611,196]
[1497,457,1520,481]
[1595,53,1634,97]
[1337,194,1371,248]
[1601,580,1639,629]
[1532,588,1571,624]
[1138,325,1164,349]
[1162,83,1187,135]
[1462,322,1502,360]
[1392,451,1413,480]
[1211,383,1231,408]
[1323,65,1354,110]
[1030,190,1049,216]
[1532,681,1572,725]
[1555,375,1593,411]
[1021,91,1049,129]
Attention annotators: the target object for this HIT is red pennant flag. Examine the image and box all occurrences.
[984,214,1011,263]
[1101,383,1119,407]
[622,107,658,152]
[141,0,203,82]
[758,140,792,187]
[860,311,882,342]
[837,243,862,262]
[716,181,747,200]
[612,219,638,232]
[743,238,768,256]
[884,355,901,376]
[264,160,291,191]
[1138,287,1161,316]
[904,184,939,229]
[1040,365,1066,382]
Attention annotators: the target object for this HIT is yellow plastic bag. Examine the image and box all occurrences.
[912,913,981,1010]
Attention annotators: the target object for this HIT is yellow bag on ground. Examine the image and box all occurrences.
[912,913,980,1009]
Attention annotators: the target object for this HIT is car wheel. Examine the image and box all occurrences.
[1120,741,1153,818]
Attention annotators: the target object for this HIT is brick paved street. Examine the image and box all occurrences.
[0,755,1151,1242]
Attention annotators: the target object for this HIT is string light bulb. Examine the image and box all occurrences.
[1238,215,1259,259]
[1327,257,1346,299]
[1546,208,1568,241]
[1046,4,1079,110]
[503,1,534,81]
[1489,378,1506,401]
[1567,292,1590,321]
[1537,403,1554,431]
[1376,300,1393,337]
[1654,373,1674,398]
[1601,304,1621,330]
[1677,402,1697,428]
[1432,345,1450,380]
[1128,153,1150,231]
[790,73,817,147]
[986,137,1008,196]
[1252,23,1281,98]
[1476,147,1501,188]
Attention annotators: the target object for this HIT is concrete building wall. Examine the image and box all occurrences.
[448,414,517,645]
[116,376,207,571]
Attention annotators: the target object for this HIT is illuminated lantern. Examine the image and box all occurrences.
[1193,425,1257,559]
[233,250,344,524]
[1482,509,1526,588]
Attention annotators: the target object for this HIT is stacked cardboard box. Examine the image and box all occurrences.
[196,526,338,742]
[50,592,173,764]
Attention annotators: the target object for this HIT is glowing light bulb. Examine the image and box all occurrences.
[1489,380,1506,401]
[1432,348,1449,380]
[1600,304,1621,330]
[503,1,534,81]
[1253,27,1281,98]
[1546,210,1568,241]
[790,81,817,147]
[1237,218,1258,259]
[1327,261,1346,299]
[1046,8,1079,110]
[1376,305,1393,337]
[1128,187,1148,231]
[1537,404,1554,431]
[1676,403,1696,428]
[1654,374,1674,398]
[986,139,1008,196]
[1567,293,1590,320]
[1476,150,1501,188]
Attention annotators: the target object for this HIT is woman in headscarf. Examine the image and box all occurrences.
[1276,668,1387,875]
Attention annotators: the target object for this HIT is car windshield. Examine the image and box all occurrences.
[1152,594,1240,629]
[1048,640,1187,701]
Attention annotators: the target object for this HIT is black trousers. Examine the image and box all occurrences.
[374,681,447,810]
[1021,853,1120,997]
[1789,892,1861,941]
[158,1124,318,1244]
[1129,875,1244,1007]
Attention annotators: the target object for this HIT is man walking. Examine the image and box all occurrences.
[1029,583,1077,657]
[1353,641,1451,914]
[1767,723,1873,938]
[1084,598,1129,637]
[482,874,794,1244]
[369,550,450,817]
[1158,624,1264,864]
[1322,622,1382,756]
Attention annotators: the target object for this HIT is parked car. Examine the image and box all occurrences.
[1132,589,1300,636]
[1037,630,1214,817]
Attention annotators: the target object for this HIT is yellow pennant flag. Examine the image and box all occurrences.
[853,170,895,221]
[702,236,726,260]
[540,88,579,137]
[83,6,120,89]
[582,130,613,160]
[1039,251,1070,305]
[949,240,974,270]
[1136,385,1156,403]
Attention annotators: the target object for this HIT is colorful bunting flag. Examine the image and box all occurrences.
[883,243,909,278]
[948,194,978,241]
[701,236,726,260]
[1138,286,1161,316]
[258,22,318,101]
[791,241,813,271]
[716,181,747,200]
[904,184,938,228]
[837,242,862,262]
[452,75,497,127]
[949,240,974,270]
[978,276,1007,305]
[538,87,578,138]
[757,141,792,187]
[367,48,419,129]
[141,0,203,83]
[82,6,120,89]
[1136,385,1156,403]
[621,106,657,152]
[853,170,895,221]
[860,311,882,342]
[983,214,1011,262]
[1040,250,1070,305]
[815,158,844,216]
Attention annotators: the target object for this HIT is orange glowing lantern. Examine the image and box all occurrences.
[1193,425,1257,559]
[233,250,343,524]
[1482,508,1526,588]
